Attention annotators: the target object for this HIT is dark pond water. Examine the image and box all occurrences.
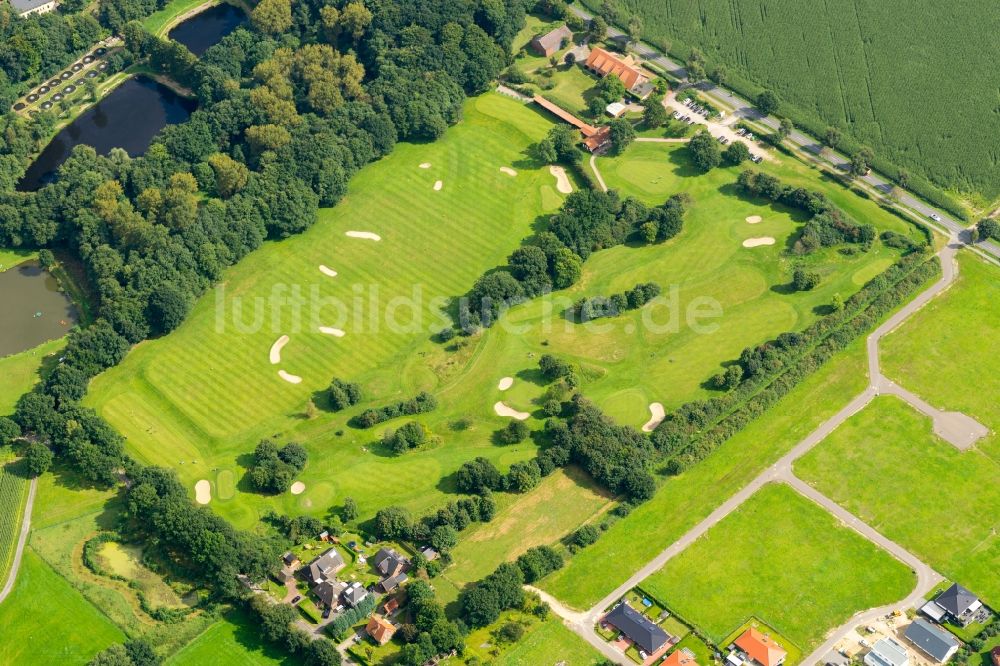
[18,76,197,192]
[168,3,247,57]
[0,261,77,357]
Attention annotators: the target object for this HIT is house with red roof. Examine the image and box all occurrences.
[733,627,788,666]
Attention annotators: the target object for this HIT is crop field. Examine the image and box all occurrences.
[541,337,870,608]
[0,548,125,664]
[0,452,29,584]
[880,254,1000,462]
[642,484,916,653]
[585,0,1000,205]
[795,396,1000,605]
[438,465,612,603]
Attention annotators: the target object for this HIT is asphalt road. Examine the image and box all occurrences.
[568,5,1000,262]
[0,477,37,605]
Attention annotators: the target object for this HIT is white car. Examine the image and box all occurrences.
[929,213,942,222]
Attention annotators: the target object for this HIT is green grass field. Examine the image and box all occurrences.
[166,608,300,666]
[584,0,1000,205]
[496,616,605,665]
[0,548,125,664]
[85,92,568,530]
[881,254,1000,462]
[143,0,228,36]
[0,338,64,416]
[642,484,916,653]
[438,465,612,603]
[795,395,1000,606]
[0,248,33,271]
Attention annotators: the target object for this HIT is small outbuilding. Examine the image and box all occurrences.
[530,25,573,57]
[605,102,627,118]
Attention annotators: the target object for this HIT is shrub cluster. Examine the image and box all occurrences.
[737,169,876,254]
[396,581,464,666]
[247,439,307,493]
[515,545,564,583]
[352,392,437,428]
[459,562,525,627]
[572,282,661,321]
[373,494,496,547]
[328,378,362,411]
[383,421,427,455]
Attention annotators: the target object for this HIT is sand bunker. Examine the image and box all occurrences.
[549,165,572,194]
[319,265,338,277]
[494,401,530,420]
[194,480,211,504]
[497,377,514,391]
[278,370,302,384]
[319,326,345,337]
[269,335,289,364]
[500,167,517,176]
[641,402,665,432]
[745,215,762,224]
[433,180,443,191]
[742,237,776,248]
[290,481,306,495]
[345,231,381,241]
[419,162,431,169]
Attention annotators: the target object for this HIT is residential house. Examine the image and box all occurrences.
[365,614,397,646]
[341,581,369,608]
[584,47,655,99]
[378,573,408,594]
[312,579,348,609]
[663,648,699,666]
[733,628,788,666]
[383,597,399,615]
[306,548,345,585]
[10,0,58,15]
[530,25,573,57]
[989,646,1000,666]
[373,548,409,578]
[420,547,438,562]
[922,584,984,627]
[904,620,960,663]
[864,638,910,666]
[602,603,669,656]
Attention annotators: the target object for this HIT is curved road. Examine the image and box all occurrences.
[0,477,37,605]
[541,235,989,665]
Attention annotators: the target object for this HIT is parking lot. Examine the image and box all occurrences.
[661,91,773,163]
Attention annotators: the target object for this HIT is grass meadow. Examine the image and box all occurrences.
[495,615,605,665]
[880,254,1000,463]
[0,548,125,664]
[166,608,300,666]
[583,0,1000,206]
[642,484,916,654]
[795,395,1000,606]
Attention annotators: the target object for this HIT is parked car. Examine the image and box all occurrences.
[291,595,301,604]
[322,608,331,619]
[929,212,942,222]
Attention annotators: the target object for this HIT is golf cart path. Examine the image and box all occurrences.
[0,477,37,605]
[542,236,988,664]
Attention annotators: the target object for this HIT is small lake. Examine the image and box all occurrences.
[168,3,247,57]
[0,261,78,357]
[18,76,197,192]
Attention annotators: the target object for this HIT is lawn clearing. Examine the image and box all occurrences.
[0,338,63,416]
[142,0,226,36]
[438,465,613,603]
[166,608,301,666]
[880,254,1000,462]
[795,395,1000,606]
[0,548,124,664]
[0,248,34,271]
[642,484,915,654]
[541,337,869,608]
[496,615,606,666]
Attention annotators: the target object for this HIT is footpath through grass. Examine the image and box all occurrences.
[795,395,1000,606]
[642,484,916,654]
